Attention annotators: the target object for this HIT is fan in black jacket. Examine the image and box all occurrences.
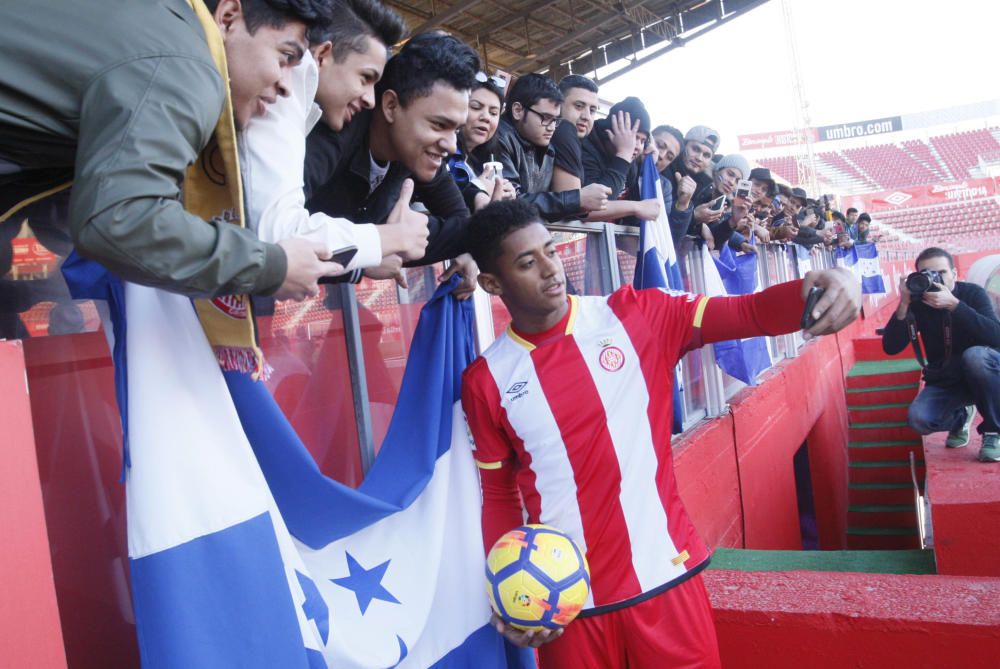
[494,74,611,222]
[305,34,478,283]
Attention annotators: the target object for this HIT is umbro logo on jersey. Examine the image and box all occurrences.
[506,381,529,401]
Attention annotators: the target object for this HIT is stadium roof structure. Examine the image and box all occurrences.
[385,0,770,84]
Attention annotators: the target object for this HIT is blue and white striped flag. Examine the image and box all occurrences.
[836,242,886,294]
[635,154,684,292]
[701,245,772,385]
[635,154,685,433]
[63,256,531,669]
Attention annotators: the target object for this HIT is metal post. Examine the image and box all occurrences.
[470,286,496,355]
[601,223,622,292]
[759,244,781,361]
[776,244,799,358]
[690,245,727,417]
[339,283,376,473]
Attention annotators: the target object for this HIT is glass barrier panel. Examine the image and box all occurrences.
[680,348,706,420]
[357,264,442,459]
[552,230,610,297]
[614,233,640,287]
[256,289,362,486]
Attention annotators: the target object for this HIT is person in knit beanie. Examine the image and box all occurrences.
[580,96,652,198]
[712,154,750,196]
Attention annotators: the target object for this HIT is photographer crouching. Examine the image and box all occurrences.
[882,248,1000,462]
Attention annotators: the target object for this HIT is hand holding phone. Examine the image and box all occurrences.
[709,195,727,212]
[734,179,752,202]
[317,245,358,284]
[801,287,825,330]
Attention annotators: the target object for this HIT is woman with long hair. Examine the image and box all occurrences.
[448,72,515,211]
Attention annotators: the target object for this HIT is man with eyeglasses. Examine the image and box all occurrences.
[495,74,611,222]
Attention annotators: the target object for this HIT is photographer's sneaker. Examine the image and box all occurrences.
[978,433,1000,463]
[946,406,976,448]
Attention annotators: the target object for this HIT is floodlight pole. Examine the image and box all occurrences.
[781,0,819,197]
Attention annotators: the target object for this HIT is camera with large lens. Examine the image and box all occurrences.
[905,269,942,299]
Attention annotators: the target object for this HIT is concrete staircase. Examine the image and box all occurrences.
[845,338,924,549]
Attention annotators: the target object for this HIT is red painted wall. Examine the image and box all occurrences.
[673,328,856,551]
[706,570,1000,668]
[0,340,67,668]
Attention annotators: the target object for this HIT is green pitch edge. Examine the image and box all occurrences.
[848,527,919,536]
[849,440,922,448]
[849,504,914,512]
[848,403,911,411]
[848,359,923,376]
[850,460,922,468]
[846,383,919,393]
[850,482,912,489]
[709,548,934,574]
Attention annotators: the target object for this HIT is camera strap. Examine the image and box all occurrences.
[906,310,952,369]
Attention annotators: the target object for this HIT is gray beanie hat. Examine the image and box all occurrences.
[714,153,750,180]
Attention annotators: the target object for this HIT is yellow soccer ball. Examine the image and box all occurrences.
[485,524,591,631]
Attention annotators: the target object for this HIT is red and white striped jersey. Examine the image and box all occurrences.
[462,286,713,612]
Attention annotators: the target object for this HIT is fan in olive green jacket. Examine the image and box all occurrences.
[0,0,288,297]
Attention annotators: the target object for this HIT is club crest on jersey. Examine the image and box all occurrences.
[598,341,625,372]
[211,295,247,319]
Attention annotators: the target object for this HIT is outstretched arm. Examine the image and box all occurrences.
[693,268,861,349]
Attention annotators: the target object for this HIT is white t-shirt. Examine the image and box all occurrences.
[239,51,381,271]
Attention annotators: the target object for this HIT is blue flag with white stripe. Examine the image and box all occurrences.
[635,153,685,433]
[64,257,532,669]
[836,242,886,294]
[702,245,772,385]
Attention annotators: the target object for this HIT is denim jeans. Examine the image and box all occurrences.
[908,346,1000,435]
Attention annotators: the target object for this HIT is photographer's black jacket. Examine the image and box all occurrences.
[304,109,470,266]
[882,281,1000,372]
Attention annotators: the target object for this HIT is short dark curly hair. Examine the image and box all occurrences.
[203,0,333,34]
[376,32,480,108]
[465,199,545,274]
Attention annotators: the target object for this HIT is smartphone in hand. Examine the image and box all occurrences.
[801,287,825,330]
[317,245,358,284]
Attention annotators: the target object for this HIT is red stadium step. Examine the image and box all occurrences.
[848,505,919,529]
[849,460,925,485]
[845,383,920,406]
[847,529,921,551]
[852,337,913,362]
[848,403,910,424]
[847,371,922,391]
[848,441,924,463]
[848,422,922,444]
[849,483,917,506]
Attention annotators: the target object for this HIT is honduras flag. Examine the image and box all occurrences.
[836,242,886,294]
[63,256,532,669]
[794,243,813,280]
[701,245,772,385]
[635,153,685,432]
